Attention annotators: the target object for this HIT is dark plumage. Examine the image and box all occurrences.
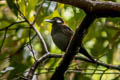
[45,17,95,62]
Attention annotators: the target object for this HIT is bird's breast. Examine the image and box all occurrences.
[51,32,69,51]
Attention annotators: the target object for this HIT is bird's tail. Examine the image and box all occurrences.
[79,47,96,62]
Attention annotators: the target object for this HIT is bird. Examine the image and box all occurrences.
[45,17,95,62]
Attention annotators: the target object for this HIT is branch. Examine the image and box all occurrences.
[26,53,50,79]
[14,0,120,80]
[38,71,120,75]
[50,54,120,70]
[15,2,50,79]
[50,14,96,80]
[16,5,49,53]
[0,21,25,53]
[100,68,108,80]
[0,21,26,31]
[0,29,8,53]
[32,0,45,25]
[47,0,120,79]
[49,0,120,17]
[26,53,120,79]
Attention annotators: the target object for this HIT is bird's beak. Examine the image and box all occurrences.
[45,19,54,23]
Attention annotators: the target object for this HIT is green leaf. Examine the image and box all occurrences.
[6,0,18,16]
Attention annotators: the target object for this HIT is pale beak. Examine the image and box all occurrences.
[45,19,54,23]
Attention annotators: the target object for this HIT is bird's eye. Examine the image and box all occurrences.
[56,19,62,23]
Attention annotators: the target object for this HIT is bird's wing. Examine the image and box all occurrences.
[62,24,74,38]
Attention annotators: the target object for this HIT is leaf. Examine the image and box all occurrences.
[6,0,18,16]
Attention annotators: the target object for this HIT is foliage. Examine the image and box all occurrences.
[0,0,120,80]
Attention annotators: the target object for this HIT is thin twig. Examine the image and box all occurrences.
[39,67,107,72]
[15,3,49,53]
[32,0,45,25]
[99,68,108,80]
[14,2,50,79]
[36,71,120,75]
[112,74,120,80]
[25,34,37,47]
[26,44,37,61]
[26,53,120,79]
[0,21,26,31]
[0,28,8,53]
[26,53,50,79]
[91,64,99,80]
[7,27,30,31]
[28,28,37,61]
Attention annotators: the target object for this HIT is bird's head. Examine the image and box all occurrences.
[45,17,64,24]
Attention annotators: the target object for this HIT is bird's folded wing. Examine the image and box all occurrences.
[62,24,74,38]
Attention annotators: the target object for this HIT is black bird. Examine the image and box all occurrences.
[45,17,95,62]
